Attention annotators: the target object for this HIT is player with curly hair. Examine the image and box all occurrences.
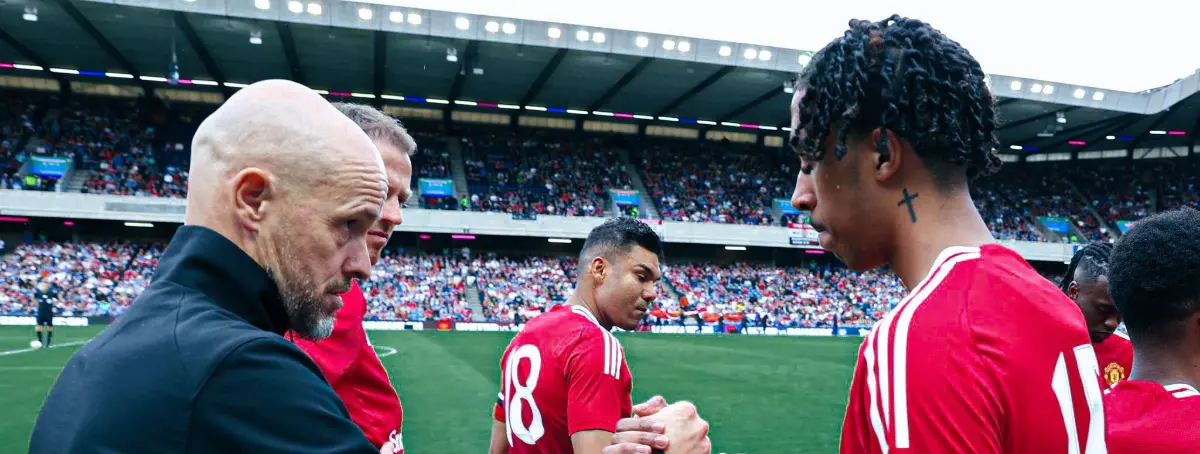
[787,15,1102,454]
[603,15,1104,454]
[1104,208,1200,452]
[1060,242,1133,388]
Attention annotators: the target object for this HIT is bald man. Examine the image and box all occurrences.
[30,80,388,454]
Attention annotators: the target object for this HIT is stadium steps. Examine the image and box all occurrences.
[466,283,486,322]
[446,137,470,205]
[1063,178,1118,239]
[66,171,90,192]
[614,149,660,219]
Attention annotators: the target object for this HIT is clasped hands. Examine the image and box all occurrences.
[602,396,712,454]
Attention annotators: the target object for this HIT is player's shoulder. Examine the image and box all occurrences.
[958,244,1078,315]
[1106,380,1200,421]
[517,305,610,347]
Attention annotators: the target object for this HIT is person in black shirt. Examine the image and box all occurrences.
[34,283,55,347]
[31,80,392,454]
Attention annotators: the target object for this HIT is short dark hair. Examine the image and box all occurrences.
[1060,241,1113,293]
[791,15,1001,185]
[331,102,417,154]
[578,217,664,270]
[1108,208,1200,344]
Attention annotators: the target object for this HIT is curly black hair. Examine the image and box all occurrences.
[1059,241,1113,293]
[792,15,1001,184]
[1108,208,1200,344]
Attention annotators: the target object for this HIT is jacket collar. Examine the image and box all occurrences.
[153,225,290,335]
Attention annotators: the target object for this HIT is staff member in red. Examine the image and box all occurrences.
[291,103,416,454]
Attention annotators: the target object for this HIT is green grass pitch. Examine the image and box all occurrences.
[0,326,861,453]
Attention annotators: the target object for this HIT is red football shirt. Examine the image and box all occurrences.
[1105,380,1200,453]
[840,245,1105,454]
[492,305,633,453]
[292,280,405,453]
[1094,331,1133,388]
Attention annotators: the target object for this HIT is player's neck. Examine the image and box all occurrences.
[890,189,994,290]
[568,293,612,331]
[1130,345,1200,390]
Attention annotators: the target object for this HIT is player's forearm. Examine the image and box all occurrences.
[570,430,615,454]
[488,420,509,454]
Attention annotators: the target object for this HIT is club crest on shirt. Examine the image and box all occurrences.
[1103,362,1126,386]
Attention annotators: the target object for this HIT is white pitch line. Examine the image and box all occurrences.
[0,340,89,357]
[374,345,397,358]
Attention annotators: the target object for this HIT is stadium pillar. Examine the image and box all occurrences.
[638,123,647,138]
[575,117,584,134]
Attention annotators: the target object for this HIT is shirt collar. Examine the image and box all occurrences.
[152,225,289,335]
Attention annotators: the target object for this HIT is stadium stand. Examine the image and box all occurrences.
[0,241,149,317]
[476,255,576,323]
[358,250,473,322]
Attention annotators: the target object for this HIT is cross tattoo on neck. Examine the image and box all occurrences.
[898,188,919,223]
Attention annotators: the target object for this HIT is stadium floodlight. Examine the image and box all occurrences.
[306,2,320,15]
[50,68,79,75]
[426,98,450,104]
[358,7,372,20]
[525,106,548,111]
[124,222,154,228]
[547,26,562,39]
[446,48,457,62]
[22,5,37,21]
[548,238,572,244]
[380,94,405,101]
[286,0,302,13]
[105,72,133,79]
[502,23,516,34]
[1056,112,1066,124]
[658,116,679,122]
[1073,88,1086,99]
[798,53,812,66]
[592,111,614,116]
[743,48,758,60]
[13,64,42,71]
[191,80,219,86]
[254,0,270,10]
[1010,145,1023,150]
[758,50,772,61]
[455,17,470,30]
[312,89,329,95]
[454,100,477,106]
[1009,80,1022,91]
[225,82,250,88]
[407,13,422,24]
[662,39,676,51]
[720,121,740,127]
[249,30,263,44]
[718,45,732,57]
[350,93,375,99]
[1092,91,1105,101]
[140,76,168,82]
[725,246,747,251]
[1106,135,1116,140]
[677,41,690,52]
[759,125,779,131]
[696,120,717,125]
[1149,130,1167,135]
[497,104,520,110]
[388,11,402,23]
[485,21,500,33]
[1030,83,1043,94]
[592,32,606,44]
[636,36,649,48]
[576,30,590,42]
[633,114,654,120]
[1042,85,1054,95]
[782,127,793,132]
[566,109,588,115]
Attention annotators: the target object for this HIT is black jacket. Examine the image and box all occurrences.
[29,226,378,454]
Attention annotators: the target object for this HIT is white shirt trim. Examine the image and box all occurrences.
[1164,383,1200,398]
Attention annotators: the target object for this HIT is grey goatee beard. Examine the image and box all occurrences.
[261,231,339,341]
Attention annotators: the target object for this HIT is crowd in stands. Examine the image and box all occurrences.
[0,91,43,189]
[635,141,794,226]
[475,255,576,323]
[1160,159,1200,211]
[359,250,473,322]
[463,133,631,217]
[0,241,149,317]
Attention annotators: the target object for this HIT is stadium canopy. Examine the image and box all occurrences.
[0,0,1197,157]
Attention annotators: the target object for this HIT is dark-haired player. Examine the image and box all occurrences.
[784,16,1102,454]
[34,283,55,347]
[1061,242,1133,387]
[1104,208,1200,453]
[489,217,662,454]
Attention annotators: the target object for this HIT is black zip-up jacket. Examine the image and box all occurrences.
[30,225,378,454]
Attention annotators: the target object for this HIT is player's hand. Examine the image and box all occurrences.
[606,401,711,454]
[632,395,669,417]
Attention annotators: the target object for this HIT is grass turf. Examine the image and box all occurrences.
[0,326,861,453]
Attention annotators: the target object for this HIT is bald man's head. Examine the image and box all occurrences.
[185,79,388,340]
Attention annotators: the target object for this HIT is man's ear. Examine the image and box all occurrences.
[231,167,273,233]
[590,256,608,285]
[1067,281,1080,301]
[870,128,904,183]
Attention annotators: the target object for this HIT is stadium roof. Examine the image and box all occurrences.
[0,0,1197,156]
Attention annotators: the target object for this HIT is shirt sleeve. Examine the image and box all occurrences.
[192,338,378,454]
[564,331,627,435]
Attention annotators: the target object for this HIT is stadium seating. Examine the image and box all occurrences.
[0,241,149,317]
[0,91,47,190]
[359,251,473,322]
[475,255,576,322]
